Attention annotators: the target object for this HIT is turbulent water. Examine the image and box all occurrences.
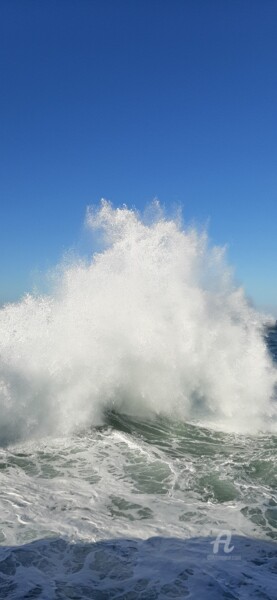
[0,202,276,599]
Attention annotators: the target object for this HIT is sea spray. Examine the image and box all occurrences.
[0,200,276,444]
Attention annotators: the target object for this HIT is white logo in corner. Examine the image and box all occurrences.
[211,530,234,554]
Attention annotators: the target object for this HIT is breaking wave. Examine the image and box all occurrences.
[0,200,276,444]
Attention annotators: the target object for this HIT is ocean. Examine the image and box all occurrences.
[0,202,276,599]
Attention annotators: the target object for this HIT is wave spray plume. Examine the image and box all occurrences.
[0,201,276,444]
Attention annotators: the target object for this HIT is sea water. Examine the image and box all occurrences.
[0,202,276,599]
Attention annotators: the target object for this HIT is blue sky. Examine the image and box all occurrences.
[0,0,276,313]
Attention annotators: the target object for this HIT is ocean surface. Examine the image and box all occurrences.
[0,203,276,599]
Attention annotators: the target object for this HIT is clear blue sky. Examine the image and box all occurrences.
[0,0,276,313]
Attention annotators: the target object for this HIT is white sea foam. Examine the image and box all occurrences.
[0,200,276,443]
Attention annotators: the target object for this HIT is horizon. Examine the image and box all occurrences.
[0,0,276,315]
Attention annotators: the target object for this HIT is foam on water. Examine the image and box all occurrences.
[0,418,276,598]
[0,200,276,444]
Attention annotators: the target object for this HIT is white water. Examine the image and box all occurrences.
[0,200,276,445]
[1,421,276,598]
[1,204,277,598]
